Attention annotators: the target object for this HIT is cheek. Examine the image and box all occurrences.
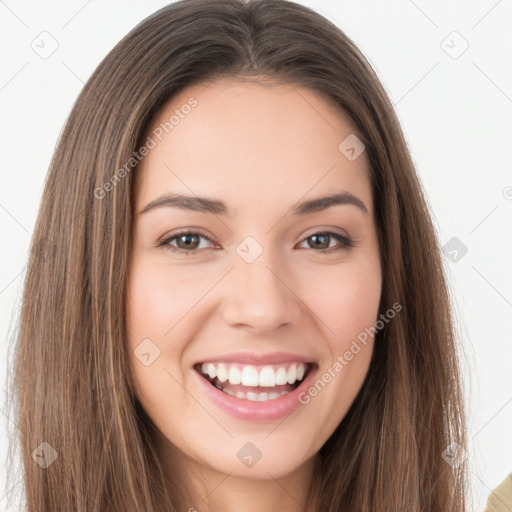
[125,260,188,398]
[296,265,381,437]
[126,259,206,344]
[306,261,382,347]
[125,260,199,418]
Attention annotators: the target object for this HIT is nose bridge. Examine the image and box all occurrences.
[221,236,302,330]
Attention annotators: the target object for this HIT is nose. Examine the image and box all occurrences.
[221,253,303,333]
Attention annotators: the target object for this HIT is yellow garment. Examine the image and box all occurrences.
[485,473,512,512]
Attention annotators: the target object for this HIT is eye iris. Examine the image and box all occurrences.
[309,234,330,250]
[177,234,200,250]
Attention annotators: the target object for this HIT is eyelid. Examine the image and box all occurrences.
[156,227,213,246]
[301,225,351,240]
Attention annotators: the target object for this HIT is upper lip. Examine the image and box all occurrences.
[195,351,316,366]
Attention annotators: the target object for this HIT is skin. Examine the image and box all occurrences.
[126,78,382,512]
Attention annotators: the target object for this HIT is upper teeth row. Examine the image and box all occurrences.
[199,362,307,387]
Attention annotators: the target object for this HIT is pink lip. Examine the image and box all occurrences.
[193,363,318,422]
[196,351,315,365]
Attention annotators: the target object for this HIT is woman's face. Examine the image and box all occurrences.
[126,78,382,482]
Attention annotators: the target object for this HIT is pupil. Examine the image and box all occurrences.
[178,234,199,249]
[311,234,328,249]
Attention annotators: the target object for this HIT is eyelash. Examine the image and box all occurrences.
[157,230,354,255]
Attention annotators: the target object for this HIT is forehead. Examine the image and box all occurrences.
[135,79,372,216]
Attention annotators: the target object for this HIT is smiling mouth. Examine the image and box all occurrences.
[193,361,314,401]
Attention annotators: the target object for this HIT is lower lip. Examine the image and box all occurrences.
[193,365,317,422]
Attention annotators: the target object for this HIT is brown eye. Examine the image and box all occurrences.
[298,232,354,253]
[175,233,201,250]
[158,231,214,254]
[307,233,330,250]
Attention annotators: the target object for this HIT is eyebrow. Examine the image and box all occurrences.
[138,191,369,216]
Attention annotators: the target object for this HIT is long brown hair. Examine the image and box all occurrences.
[7,0,468,510]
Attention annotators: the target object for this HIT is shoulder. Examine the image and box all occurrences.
[485,473,512,512]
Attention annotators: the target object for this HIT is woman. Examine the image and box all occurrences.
[8,0,469,510]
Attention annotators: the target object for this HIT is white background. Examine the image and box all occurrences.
[1,1,511,510]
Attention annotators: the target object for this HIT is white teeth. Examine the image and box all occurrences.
[216,363,228,383]
[228,366,241,385]
[199,361,309,388]
[241,366,259,386]
[207,363,217,379]
[258,365,276,387]
[275,367,288,385]
[227,390,290,401]
[287,364,297,384]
